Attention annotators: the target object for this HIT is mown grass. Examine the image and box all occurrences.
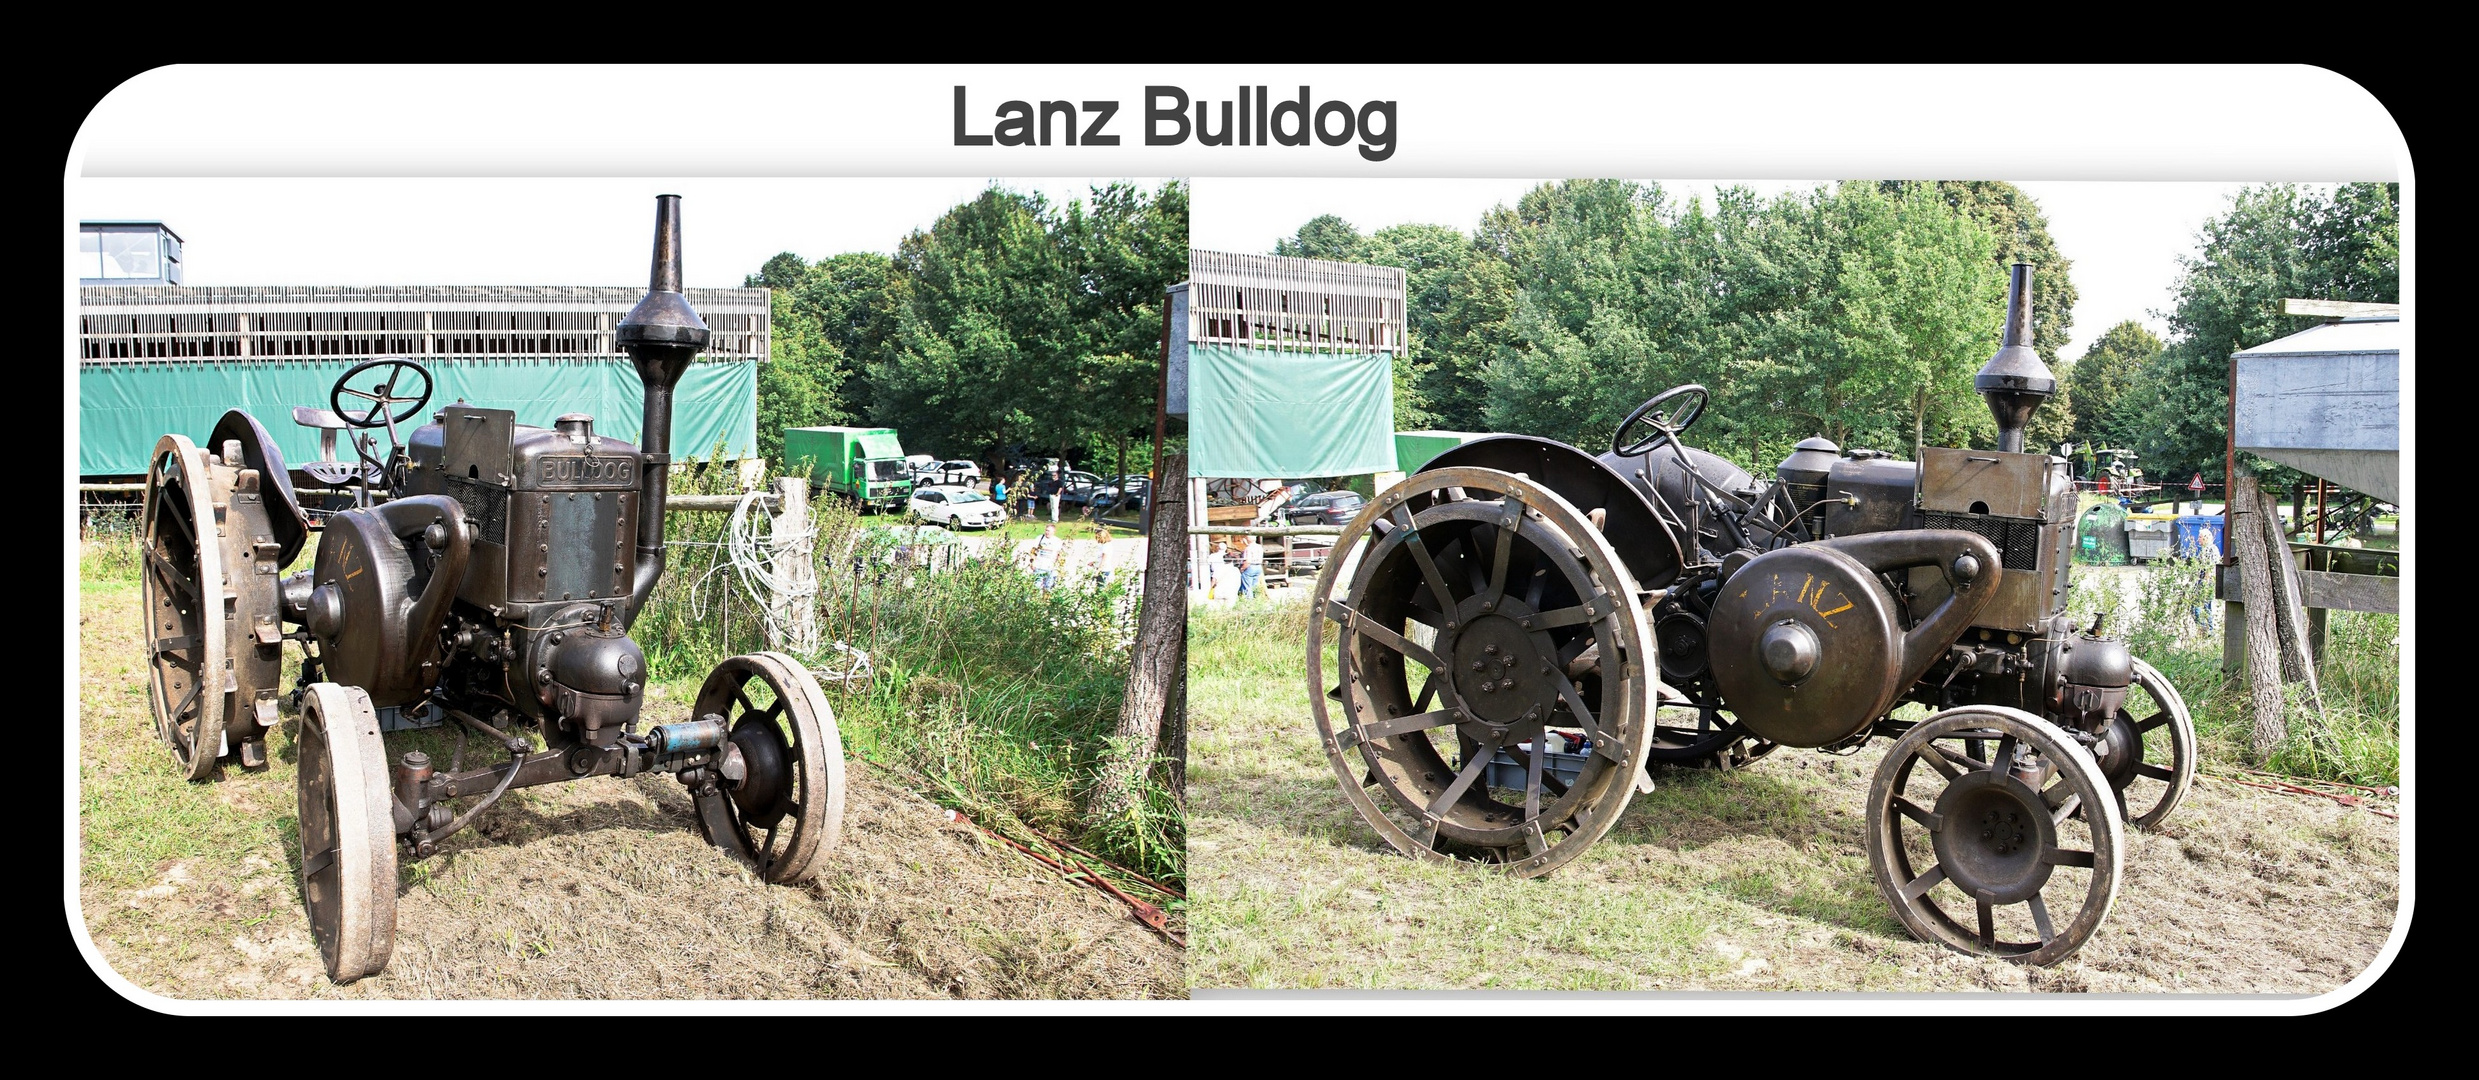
[1187,540,2403,991]
[634,463,1181,888]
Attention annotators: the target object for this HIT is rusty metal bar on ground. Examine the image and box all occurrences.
[943,808,1183,946]
[2201,771,2399,819]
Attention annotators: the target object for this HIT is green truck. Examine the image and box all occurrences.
[1395,430,1490,473]
[785,426,914,512]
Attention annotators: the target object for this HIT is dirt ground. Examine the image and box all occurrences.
[75,577,1182,1001]
[1186,607,2402,994]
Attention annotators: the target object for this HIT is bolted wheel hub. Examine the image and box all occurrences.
[1929,769,2059,906]
[728,716,793,829]
[1447,612,1557,725]
[2095,713,2142,791]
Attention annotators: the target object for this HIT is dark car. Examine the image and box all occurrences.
[1087,475,1151,514]
[1284,490,1367,526]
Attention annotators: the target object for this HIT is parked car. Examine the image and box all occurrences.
[1086,475,1150,514]
[1045,470,1108,505]
[1284,490,1367,526]
[906,485,1006,529]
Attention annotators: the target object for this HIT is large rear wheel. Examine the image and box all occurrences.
[1308,466,1657,878]
[141,434,283,778]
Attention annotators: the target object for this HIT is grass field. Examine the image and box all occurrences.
[73,492,1182,999]
[1185,555,2402,992]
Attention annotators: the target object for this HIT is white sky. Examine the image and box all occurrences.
[77,175,2320,362]
[1191,178,2299,361]
[73,177,1179,290]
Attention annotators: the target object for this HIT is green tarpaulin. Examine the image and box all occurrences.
[78,357,757,477]
[1187,343,1395,479]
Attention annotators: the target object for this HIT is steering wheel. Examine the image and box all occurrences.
[331,359,435,430]
[1612,383,1709,457]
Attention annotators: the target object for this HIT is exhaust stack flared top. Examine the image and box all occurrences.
[619,195,711,624]
[1975,262,2054,455]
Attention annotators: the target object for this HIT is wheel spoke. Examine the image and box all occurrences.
[1523,733,1545,821]
[1483,500,1519,605]
[2027,895,2056,946]
[1359,709,1460,741]
[1899,863,1947,903]
[1994,734,2019,768]
[145,546,200,600]
[2134,763,2175,782]
[2048,791,2083,827]
[1333,602,1445,672]
[1394,506,1463,618]
[1523,569,1548,609]
[1976,898,1996,951]
[1427,738,1497,818]
[1410,670,1439,714]
[2043,848,2095,868]
[1890,796,1942,832]
[1527,602,1599,631]
[1930,743,1989,774]
[339,386,382,403]
[2136,710,2169,734]
[1548,668,1618,756]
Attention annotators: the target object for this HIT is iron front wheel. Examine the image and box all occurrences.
[1866,707,2123,966]
[693,652,846,884]
[297,682,398,984]
[1307,466,1657,879]
[2097,658,2197,830]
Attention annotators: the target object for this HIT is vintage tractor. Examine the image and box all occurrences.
[1307,264,2194,964]
[137,197,846,982]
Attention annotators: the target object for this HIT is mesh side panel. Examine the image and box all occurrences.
[1922,511,2042,570]
[441,474,509,545]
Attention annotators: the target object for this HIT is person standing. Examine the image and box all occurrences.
[1091,525,1116,588]
[1236,535,1263,599]
[1032,524,1063,591]
[993,475,1010,520]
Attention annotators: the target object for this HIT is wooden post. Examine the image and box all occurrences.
[2253,483,2322,709]
[2228,476,2289,760]
[769,476,817,655]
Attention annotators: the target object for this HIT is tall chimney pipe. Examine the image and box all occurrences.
[1975,262,2054,454]
[619,195,710,624]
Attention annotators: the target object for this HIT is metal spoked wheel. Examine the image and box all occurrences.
[297,682,398,984]
[1866,707,2123,966]
[141,434,283,779]
[2095,658,2197,830]
[1646,698,1779,771]
[692,652,846,884]
[1308,466,1657,878]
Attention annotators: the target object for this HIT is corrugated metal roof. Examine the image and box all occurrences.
[2233,314,2401,357]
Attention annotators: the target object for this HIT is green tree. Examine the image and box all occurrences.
[1273,214,1369,262]
[2124,183,2400,484]
[2063,320,2160,449]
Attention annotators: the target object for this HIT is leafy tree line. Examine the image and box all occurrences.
[1273,181,2397,492]
[748,181,1189,479]
[2095,183,2400,488]
[1272,180,2077,470]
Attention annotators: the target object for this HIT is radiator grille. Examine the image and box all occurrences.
[441,474,510,545]
[1922,511,2043,571]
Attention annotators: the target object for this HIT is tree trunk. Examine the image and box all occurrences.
[1085,449,1188,825]
[2229,476,2289,761]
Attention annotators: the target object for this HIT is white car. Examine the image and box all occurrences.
[906,485,1006,530]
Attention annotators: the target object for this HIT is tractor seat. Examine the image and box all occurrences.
[302,459,384,486]
[292,406,381,486]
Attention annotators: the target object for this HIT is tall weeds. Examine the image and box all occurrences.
[634,461,1180,884]
[2068,556,2399,785]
